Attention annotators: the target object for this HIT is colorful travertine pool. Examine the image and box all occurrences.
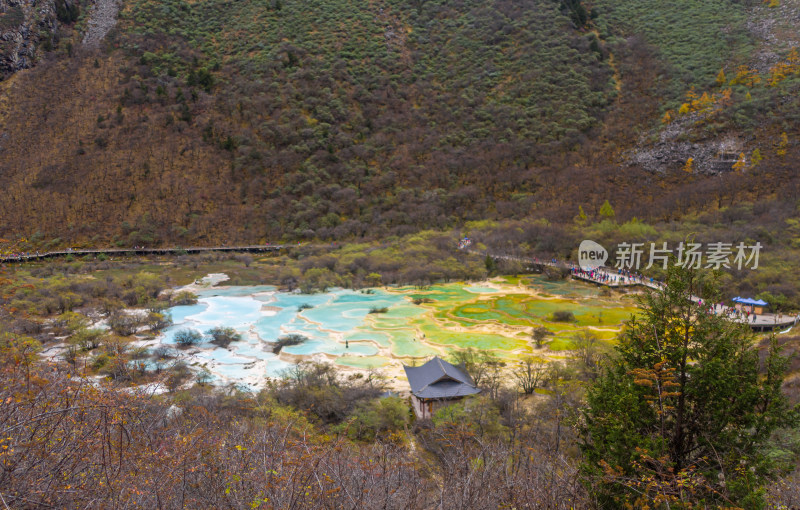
[155,275,640,387]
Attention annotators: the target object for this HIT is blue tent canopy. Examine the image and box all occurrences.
[732,297,768,306]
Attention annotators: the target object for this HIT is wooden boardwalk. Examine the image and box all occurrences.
[3,243,797,332]
[482,250,799,333]
[571,267,798,332]
[0,244,286,263]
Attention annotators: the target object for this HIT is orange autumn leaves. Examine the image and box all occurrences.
[662,48,799,124]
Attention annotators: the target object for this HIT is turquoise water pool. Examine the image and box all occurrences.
[157,277,634,386]
[465,286,503,293]
[160,287,411,383]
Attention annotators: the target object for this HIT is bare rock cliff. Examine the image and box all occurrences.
[0,0,81,79]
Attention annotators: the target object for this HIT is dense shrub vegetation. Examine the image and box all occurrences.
[2,0,798,248]
[593,0,753,98]
[207,326,242,347]
[271,334,307,354]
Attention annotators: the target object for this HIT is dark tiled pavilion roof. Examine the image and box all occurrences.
[403,357,480,399]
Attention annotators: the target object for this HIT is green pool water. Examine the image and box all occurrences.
[432,293,635,330]
[465,286,503,293]
[162,276,639,382]
[418,323,532,354]
[396,279,637,352]
[336,356,392,369]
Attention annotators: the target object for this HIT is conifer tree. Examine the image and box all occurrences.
[777,132,789,156]
[732,152,746,172]
[716,68,726,87]
[751,148,763,167]
[575,205,588,226]
[581,265,796,508]
[598,200,615,221]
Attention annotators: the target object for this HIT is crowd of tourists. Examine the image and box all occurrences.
[571,266,663,287]
[2,251,39,260]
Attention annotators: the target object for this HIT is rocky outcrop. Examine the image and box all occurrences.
[627,113,746,175]
[747,0,800,73]
[81,0,118,48]
[2,1,35,76]
[0,0,80,79]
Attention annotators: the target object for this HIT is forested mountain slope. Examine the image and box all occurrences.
[0,0,798,246]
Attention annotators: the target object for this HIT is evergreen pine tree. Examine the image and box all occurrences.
[581,264,796,508]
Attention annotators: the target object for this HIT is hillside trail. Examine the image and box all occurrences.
[82,0,121,48]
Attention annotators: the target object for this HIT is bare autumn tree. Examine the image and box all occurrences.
[448,348,496,387]
[570,330,604,381]
[418,395,592,509]
[532,326,553,348]
[513,356,547,394]
[0,337,432,508]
